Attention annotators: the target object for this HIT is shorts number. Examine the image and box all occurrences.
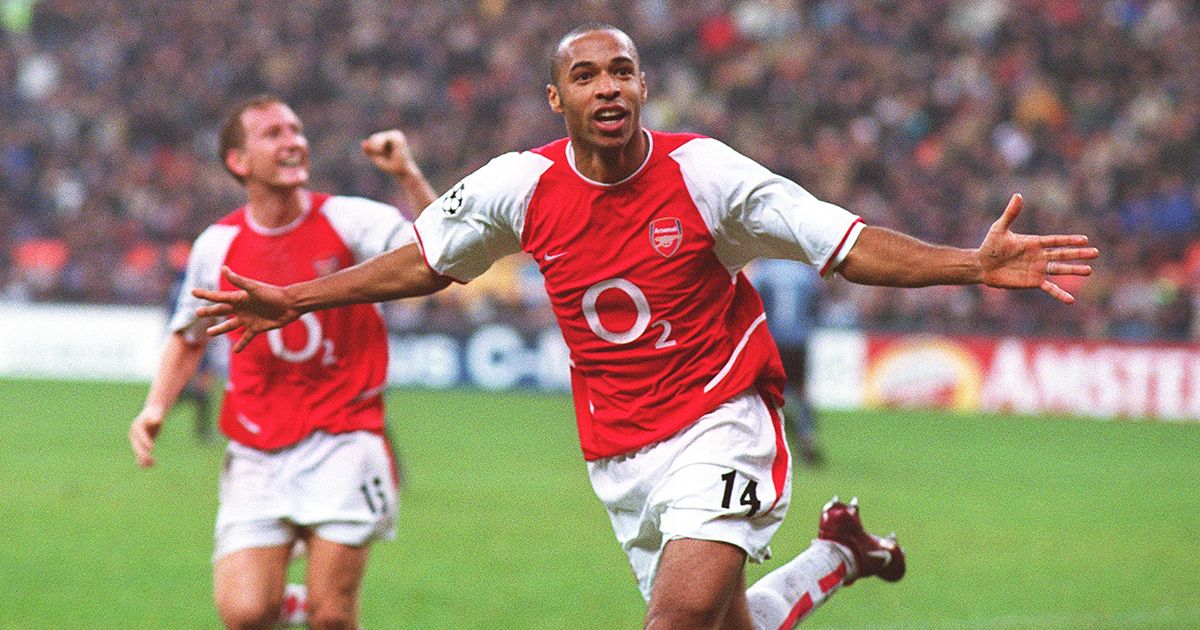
[720,470,761,517]
[582,277,675,348]
[359,476,388,515]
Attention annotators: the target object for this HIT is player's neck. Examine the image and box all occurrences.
[244,185,310,228]
[570,129,649,184]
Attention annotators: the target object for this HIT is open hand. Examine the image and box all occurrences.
[192,266,300,352]
[978,194,1099,303]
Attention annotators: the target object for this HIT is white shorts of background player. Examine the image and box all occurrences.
[214,430,398,561]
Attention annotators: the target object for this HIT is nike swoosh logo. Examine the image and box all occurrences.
[544,251,568,261]
[867,549,892,566]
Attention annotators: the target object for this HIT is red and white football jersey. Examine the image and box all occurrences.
[415,131,864,460]
[172,191,414,450]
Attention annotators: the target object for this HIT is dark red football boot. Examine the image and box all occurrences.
[818,496,906,585]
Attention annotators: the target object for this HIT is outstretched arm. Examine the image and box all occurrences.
[362,129,438,216]
[194,242,450,352]
[835,194,1098,303]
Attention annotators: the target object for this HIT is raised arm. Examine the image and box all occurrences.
[835,194,1098,303]
[194,242,450,352]
[362,129,438,216]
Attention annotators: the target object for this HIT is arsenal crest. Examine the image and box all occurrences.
[649,218,682,257]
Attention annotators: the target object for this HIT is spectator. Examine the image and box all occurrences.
[1,0,1197,340]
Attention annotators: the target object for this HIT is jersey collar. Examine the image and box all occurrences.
[564,129,654,188]
[244,190,314,236]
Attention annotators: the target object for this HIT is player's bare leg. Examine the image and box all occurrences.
[213,544,291,629]
[303,534,370,630]
[646,538,754,630]
[723,576,755,630]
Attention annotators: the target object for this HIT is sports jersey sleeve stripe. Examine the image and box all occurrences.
[413,151,550,282]
[819,218,865,277]
[670,137,862,272]
[321,196,412,262]
[170,224,239,341]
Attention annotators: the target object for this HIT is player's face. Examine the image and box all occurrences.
[548,30,647,153]
[229,103,310,189]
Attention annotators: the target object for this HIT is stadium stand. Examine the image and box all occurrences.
[1,0,1196,340]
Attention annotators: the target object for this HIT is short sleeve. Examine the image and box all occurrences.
[413,151,552,282]
[670,137,863,275]
[322,196,414,262]
[168,224,239,343]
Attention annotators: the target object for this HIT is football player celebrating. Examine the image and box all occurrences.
[194,27,1097,629]
[130,95,435,629]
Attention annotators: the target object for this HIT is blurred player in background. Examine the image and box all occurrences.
[748,260,823,466]
[193,27,1097,629]
[129,95,436,630]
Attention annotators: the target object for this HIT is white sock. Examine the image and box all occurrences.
[746,540,856,630]
[280,583,307,627]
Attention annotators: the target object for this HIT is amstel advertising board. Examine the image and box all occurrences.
[810,330,1200,422]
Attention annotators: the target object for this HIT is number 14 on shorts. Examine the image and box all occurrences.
[719,470,760,517]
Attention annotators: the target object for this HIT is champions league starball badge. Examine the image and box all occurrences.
[442,182,465,215]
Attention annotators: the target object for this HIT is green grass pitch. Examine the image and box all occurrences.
[1,378,1198,629]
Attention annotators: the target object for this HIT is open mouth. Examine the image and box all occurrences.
[279,155,305,168]
[593,107,628,133]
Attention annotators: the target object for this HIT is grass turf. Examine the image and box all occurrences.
[0,378,1197,628]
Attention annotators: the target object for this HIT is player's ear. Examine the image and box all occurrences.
[546,83,563,114]
[639,71,648,101]
[225,149,249,180]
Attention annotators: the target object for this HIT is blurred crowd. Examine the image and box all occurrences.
[1,0,1197,341]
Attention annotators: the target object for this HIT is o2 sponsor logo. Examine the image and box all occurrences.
[266,313,337,366]
[581,278,676,349]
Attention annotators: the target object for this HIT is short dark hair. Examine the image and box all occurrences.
[548,23,635,86]
[217,94,286,183]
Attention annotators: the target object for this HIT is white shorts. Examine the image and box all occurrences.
[213,430,399,562]
[587,388,792,601]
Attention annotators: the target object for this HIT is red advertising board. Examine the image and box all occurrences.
[862,334,1200,422]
